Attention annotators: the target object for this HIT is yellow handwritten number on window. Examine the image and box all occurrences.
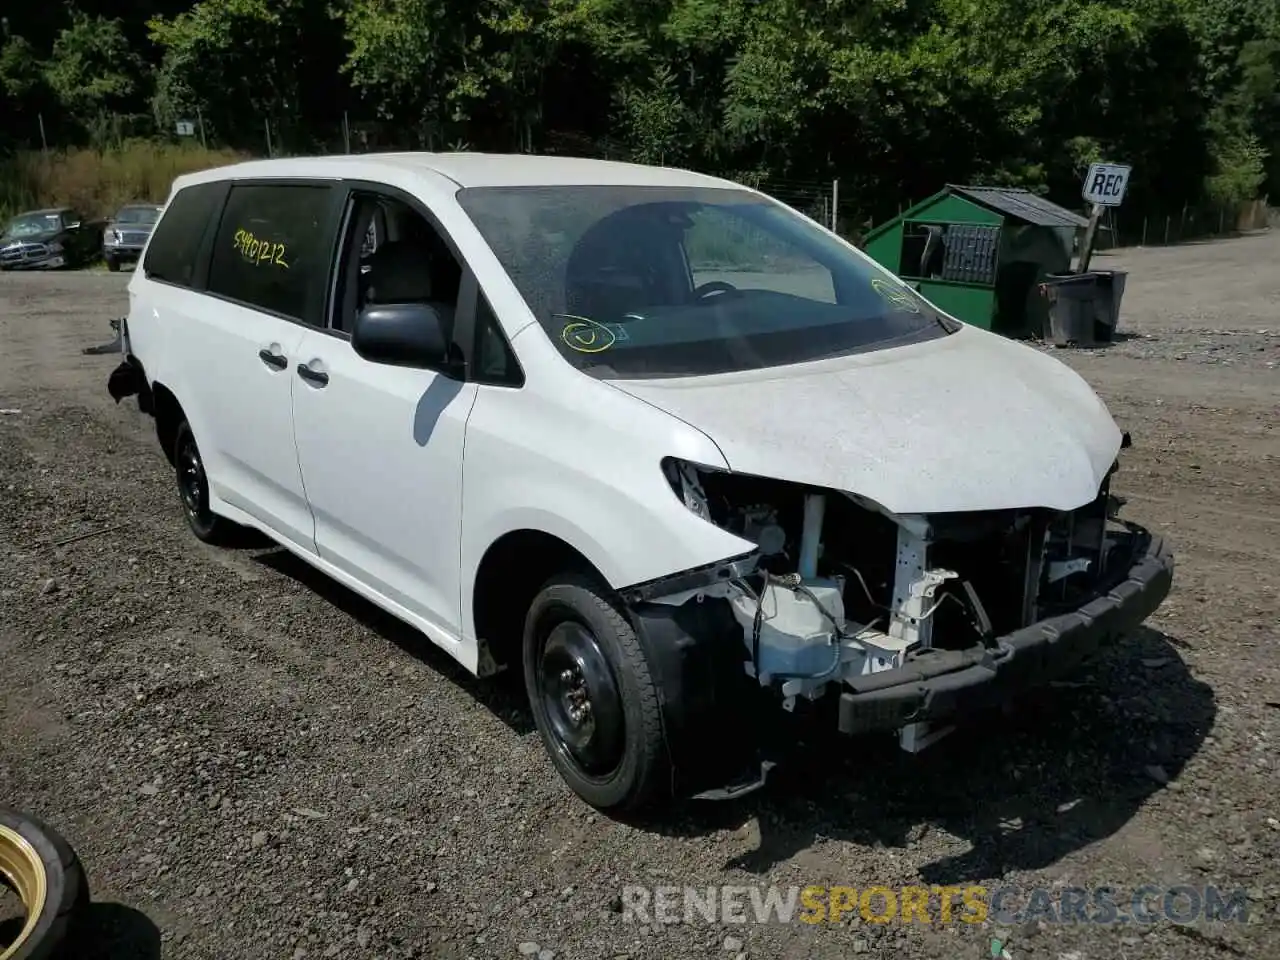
[232,228,289,269]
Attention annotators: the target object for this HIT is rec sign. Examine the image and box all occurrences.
[1082,162,1131,206]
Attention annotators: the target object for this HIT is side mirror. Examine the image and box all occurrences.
[351,302,449,368]
[67,221,81,230]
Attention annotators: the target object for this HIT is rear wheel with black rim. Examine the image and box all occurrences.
[104,257,119,273]
[0,807,89,960]
[523,573,670,812]
[173,419,231,544]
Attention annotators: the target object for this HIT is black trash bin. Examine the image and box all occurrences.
[1040,273,1101,346]
[1039,270,1129,346]
[1089,269,1128,341]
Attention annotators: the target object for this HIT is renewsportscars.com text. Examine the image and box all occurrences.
[620,884,1250,926]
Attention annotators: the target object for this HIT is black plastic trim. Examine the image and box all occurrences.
[619,550,760,604]
[106,353,154,414]
[626,590,771,797]
[107,357,142,402]
[617,550,768,796]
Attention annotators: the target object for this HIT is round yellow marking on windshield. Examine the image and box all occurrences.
[560,315,617,353]
[871,278,921,313]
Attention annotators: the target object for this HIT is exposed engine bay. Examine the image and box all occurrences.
[654,448,1136,753]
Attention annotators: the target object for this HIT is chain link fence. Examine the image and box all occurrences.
[4,109,1271,250]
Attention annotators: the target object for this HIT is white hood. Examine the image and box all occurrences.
[606,326,1122,515]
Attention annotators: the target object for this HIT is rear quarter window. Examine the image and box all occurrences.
[142,182,226,288]
[205,183,335,322]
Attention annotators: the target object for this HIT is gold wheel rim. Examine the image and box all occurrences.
[0,823,47,960]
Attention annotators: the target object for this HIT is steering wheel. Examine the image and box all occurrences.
[692,280,740,301]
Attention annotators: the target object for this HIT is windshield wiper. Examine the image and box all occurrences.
[935,312,963,333]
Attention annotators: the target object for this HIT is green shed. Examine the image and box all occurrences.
[862,185,1091,338]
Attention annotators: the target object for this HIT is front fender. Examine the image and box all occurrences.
[458,337,760,647]
[462,477,752,601]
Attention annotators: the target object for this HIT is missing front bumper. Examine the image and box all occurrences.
[837,525,1174,735]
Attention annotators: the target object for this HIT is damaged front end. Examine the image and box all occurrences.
[620,444,1174,797]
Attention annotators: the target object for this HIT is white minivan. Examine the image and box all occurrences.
[107,153,1174,812]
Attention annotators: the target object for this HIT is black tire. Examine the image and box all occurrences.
[0,807,90,960]
[172,419,231,544]
[105,257,120,273]
[522,573,670,812]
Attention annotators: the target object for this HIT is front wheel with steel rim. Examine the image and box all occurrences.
[523,573,669,812]
[173,420,229,544]
[0,807,89,960]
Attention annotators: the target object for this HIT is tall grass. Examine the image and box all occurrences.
[0,141,248,221]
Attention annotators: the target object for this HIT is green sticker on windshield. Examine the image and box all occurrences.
[871,278,921,314]
[559,315,617,353]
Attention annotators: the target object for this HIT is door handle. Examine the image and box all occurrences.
[258,348,287,370]
[296,364,329,387]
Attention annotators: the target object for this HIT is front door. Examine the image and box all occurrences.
[290,186,477,640]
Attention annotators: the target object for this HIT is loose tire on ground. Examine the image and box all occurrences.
[522,573,671,812]
[0,807,89,960]
[173,419,232,544]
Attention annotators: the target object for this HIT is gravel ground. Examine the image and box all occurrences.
[2,232,1278,960]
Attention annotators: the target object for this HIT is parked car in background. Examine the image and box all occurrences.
[0,207,100,270]
[102,202,163,271]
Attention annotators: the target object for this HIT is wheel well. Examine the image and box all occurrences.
[472,530,608,672]
[152,383,184,466]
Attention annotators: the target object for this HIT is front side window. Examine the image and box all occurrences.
[206,183,334,320]
[455,184,956,379]
[330,191,461,337]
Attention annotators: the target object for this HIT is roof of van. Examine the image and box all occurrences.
[171,152,744,192]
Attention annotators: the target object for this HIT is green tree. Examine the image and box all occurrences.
[41,10,144,144]
[0,35,44,100]
[44,12,141,115]
[1183,0,1280,198]
[0,0,1271,216]
[150,0,347,152]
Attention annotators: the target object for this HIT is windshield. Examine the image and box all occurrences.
[455,184,956,379]
[115,206,160,225]
[4,212,63,239]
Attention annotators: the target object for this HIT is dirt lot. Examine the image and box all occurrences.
[2,233,1278,960]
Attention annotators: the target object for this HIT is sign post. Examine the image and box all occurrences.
[175,120,195,137]
[1077,161,1131,273]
